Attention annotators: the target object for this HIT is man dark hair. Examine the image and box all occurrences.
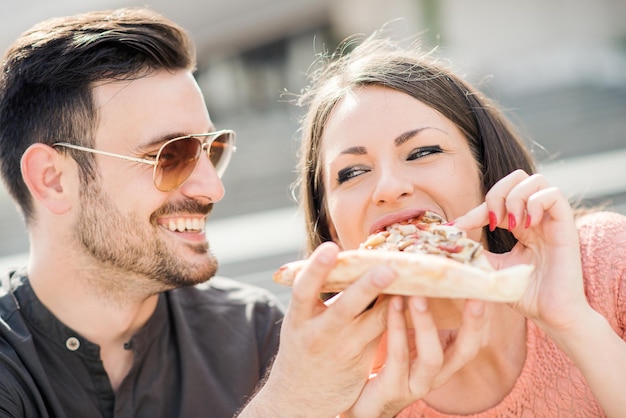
[0,8,283,417]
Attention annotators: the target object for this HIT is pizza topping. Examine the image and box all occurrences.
[360,211,484,264]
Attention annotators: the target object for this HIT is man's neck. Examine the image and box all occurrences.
[27,250,161,365]
[27,250,163,390]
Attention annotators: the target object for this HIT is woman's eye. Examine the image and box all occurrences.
[337,166,369,184]
[407,145,443,161]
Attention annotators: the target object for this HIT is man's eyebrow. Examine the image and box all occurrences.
[140,128,214,148]
[135,133,185,151]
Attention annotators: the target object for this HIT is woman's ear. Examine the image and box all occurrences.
[21,143,73,215]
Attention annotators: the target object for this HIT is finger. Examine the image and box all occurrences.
[503,173,551,231]
[433,300,488,388]
[379,297,410,380]
[525,186,574,229]
[454,170,535,232]
[406,297,444,394]
[288,241,340,322]
[483,169,530,231]
[325,265,397,334]
[333,295,397,356]
[450,201,488,232]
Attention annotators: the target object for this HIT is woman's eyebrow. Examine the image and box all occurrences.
[394,127,432,147]
[337,126,446,155]
[339,146,367,155]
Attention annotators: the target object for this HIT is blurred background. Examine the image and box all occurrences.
[1,0,625,306]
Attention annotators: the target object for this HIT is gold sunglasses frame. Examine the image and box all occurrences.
[53,129,236,191]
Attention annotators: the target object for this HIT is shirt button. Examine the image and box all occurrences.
[66,337,80,351]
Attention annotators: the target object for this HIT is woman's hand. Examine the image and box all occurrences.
[453,169,590,333]
[240,241,398,418]
[452,170,626,418]
[341,297,490,418]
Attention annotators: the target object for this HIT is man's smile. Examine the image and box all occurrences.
[158,216,206,233]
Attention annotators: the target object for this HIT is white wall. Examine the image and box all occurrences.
[439,0,626,93]
[324,0,626,94]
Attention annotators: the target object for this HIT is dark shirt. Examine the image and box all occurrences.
[0,268,284,418]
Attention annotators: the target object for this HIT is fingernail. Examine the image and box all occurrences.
[393,297,404,311]
[508,213,517,230]
[488,211,497,232]
[445,220,455,226]
[317,253,331,265]
[524,214,532,229]
[411,296,427,312]
[316,244,334,265]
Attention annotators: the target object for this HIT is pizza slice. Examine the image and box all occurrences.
[273,211,533,302]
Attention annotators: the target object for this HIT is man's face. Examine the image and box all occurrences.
[74,70,224,289]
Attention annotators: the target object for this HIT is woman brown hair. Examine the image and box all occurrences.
[287,30,626,417]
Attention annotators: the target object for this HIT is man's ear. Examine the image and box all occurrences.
[21,143,74,215]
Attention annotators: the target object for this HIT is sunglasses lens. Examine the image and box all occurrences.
[154,138,202,191]
[210,131,234,177]
[152,131,235,191]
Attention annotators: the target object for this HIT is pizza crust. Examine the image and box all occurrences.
[273,250,533,302]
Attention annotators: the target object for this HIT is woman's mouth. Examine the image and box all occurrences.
[370,209,446,234]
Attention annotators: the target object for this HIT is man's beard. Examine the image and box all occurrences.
[74,180,218,291]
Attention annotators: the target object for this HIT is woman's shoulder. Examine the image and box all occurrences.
[576,208,626,224]
[576,211,626,322]
[576,210,626,260]
[576,210,626,245]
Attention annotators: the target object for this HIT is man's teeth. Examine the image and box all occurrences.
[166,218,205,232]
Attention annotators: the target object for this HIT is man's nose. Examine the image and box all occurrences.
[178,153,225,203]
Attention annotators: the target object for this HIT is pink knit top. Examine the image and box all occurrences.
[397,211,625,417]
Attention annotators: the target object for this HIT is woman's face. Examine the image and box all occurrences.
[321,85,484,250]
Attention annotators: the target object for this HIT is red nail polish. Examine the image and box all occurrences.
[488,211,497,231]
[524,214,532,228]
[508,213,517,230]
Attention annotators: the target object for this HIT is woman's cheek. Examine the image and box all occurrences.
[327,203,355,250]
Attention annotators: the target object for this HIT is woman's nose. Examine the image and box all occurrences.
[371,166,414,205]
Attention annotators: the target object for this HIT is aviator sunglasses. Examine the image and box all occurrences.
[53,130,236,192]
